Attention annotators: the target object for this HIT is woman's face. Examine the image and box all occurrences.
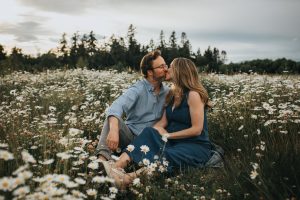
[165,63,174,82]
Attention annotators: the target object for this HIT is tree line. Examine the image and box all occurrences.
[220,59,300,74]
[0,24,299,75]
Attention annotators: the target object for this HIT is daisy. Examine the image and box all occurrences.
[238,125,244,131]
[65,181,79,188]
[74,178,86,185]
[21,150,36,163]
[0,150,14,161]
[126,144,135,152]
[109,186,118,194]
[142,158,150,166]
[12,186,30,197]
[88,162,99,170]
[86,188,97,196]
[11,176,25,190]
[250,170,258,179]
[140,145,150,154]
[162,134,169,142]
[92,176,106,183]
[132,178,140,187]
[0,143,8,148]
[0,177,12,191]
[54,174,70,184]
[39,159,54,165]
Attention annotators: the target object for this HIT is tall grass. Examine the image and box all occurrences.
[0,69,299,199]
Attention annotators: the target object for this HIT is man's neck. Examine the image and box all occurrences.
[146,77,162,94]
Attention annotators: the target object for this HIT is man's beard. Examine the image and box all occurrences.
[153,73,166,82]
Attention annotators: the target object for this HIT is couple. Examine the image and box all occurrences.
[95,50,216,188]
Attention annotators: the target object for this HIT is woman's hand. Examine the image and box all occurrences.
[153,126,171,141]
[153,126,169,135]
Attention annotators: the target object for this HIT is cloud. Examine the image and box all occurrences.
[2,0,299,61]
[16,0,170,15]
[17,0,103,15]
[0,20,53,42]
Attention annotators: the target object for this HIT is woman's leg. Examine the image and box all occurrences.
[163,142,211,171]
[124,127,164,165]
[106,127,164,188]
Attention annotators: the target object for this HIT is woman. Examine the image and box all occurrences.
[103,57,212,188]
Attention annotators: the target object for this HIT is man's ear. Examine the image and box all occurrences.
[147,69,153,77]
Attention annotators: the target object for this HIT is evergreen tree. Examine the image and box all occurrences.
[77,34,89,68]
[195,48,208,71]
[9,47,25,71]
[166,31,179,64]
[212,47,220,71]
[38,51,60,70]
[220,50,227,64]
[158,30,166,50]
[126,24,141,70]
[87,31,99,68]
[204,46,214,72]
[0,44,6,61]
[148,39,155,51]
[58,33,68,56]
[158,30,169,63]
[87,31,98,56]
[70,32,80,68]
[109,35,126,67]
[169,31,177,49]
[78,34,88,57]
[58,33,69,67]
[179,32,191,58]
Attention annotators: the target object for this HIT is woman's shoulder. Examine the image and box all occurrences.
[188,90,201,98]
[187,91,202,104]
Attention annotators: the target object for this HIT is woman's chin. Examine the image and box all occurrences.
[165,75,172,82]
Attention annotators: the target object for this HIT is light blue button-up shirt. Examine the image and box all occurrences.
[106,79,169,136]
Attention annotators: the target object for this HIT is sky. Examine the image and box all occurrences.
[0,0,300,63]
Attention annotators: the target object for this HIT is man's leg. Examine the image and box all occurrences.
[95,118,111,160]
[118,118,135,152]
[95,117,134,160]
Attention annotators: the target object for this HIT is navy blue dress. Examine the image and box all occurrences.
[124,91,212,172]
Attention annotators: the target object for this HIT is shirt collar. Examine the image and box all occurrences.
[142,79,154,92]
[142,78,166,93]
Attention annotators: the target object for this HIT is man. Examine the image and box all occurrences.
[95,50,169,161]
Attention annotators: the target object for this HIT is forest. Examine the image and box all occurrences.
[0,24,299,75]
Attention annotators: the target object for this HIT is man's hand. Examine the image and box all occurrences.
[106,129,119,151]
[106,116,120,151]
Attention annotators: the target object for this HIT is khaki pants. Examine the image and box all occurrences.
[95,116,135,160]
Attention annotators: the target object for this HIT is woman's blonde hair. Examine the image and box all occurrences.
[165,57,212,108]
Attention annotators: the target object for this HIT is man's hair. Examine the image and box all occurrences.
[140,50,161,78]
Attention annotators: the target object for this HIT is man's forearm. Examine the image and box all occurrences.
[108,116,119,132]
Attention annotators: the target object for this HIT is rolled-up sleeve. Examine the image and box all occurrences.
[106,87,139,118]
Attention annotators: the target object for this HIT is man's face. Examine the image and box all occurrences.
[150,56,168,81]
